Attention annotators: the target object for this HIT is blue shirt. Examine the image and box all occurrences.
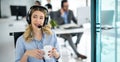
[61,12,68,24]
[15,31,59,62]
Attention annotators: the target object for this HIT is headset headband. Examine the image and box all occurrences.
[26,5,49,26]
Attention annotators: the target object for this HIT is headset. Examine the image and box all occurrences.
[26,5,49,26]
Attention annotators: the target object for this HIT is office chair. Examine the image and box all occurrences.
[13,32,24,48]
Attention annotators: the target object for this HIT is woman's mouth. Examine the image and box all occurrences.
[38,25,42,28]
[35,24,43,28]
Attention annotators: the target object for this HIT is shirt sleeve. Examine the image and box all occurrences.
[71,10,77,24]
[51,31,59,52]
[52,31,60,61]
[15,35,26,62]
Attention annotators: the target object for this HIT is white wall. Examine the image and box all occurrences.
[41,0,90,17]
[41,0,61,11]
[1,0,34,17]
[1,0,91,17]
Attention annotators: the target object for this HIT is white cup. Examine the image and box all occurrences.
[43,45,53,59]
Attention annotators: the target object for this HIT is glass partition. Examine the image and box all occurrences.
[96,0,120,62]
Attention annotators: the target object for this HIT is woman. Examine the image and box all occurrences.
[15,6,60,62]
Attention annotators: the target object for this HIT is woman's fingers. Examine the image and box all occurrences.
[26,49,44,59]
[47,48,57,57]
[35,53,43,59]
[36,50,44,59]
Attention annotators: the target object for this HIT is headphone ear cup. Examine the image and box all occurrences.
[43,17,48,26]
[26,12,31,24]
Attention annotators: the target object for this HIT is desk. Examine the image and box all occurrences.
[9,24,84,47]
[9,22,84,35]
[53,28,84,34]
[9,27,84,35]
[53,23,84,34]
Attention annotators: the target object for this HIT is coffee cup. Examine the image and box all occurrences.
[43,45,52,59]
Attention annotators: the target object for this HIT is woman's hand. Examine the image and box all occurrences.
[48,48,60,59]
[24,49,44,59]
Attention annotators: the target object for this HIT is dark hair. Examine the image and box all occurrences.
[45,4,52,9]
[35,1,41,5]
[61,0,68,8]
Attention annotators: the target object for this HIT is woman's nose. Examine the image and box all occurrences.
[36,18,41,23]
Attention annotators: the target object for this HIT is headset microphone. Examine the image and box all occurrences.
[38,25,43,28]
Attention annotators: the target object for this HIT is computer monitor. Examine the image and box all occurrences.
[101,10,114,26]
[77,7,90,26]
[10,5,27,20]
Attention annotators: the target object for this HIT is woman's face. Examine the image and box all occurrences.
[31,10,45,30]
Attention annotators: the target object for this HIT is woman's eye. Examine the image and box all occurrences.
[33,16,37,18]
[40,17,43,19]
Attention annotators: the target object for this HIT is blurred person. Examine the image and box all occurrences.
[35,0,41,6]
[50,0,86,59]
[45,0,52,12]
[15,5,60,62]
[45,0,52,9]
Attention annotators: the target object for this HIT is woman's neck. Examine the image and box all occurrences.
[33,29,43,41]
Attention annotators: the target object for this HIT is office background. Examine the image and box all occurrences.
[0,0,90,18]
[0,0,120,62]
[0,0,91,62]
[96,0,120,62]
